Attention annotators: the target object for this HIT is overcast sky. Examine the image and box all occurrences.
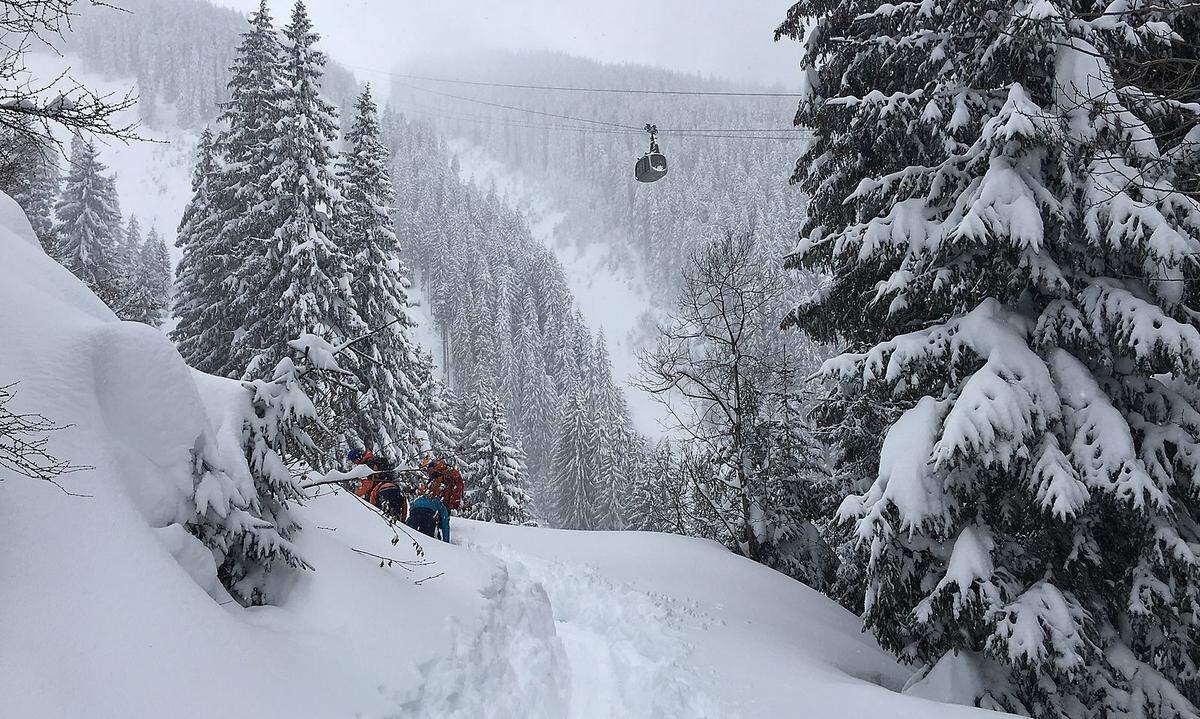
[212,1,802,90]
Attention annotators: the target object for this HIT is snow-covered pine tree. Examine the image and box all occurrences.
[111,215,148,322]
[415,350,462,461]
[460,385,529,525]
[173,0,286,377]
[337,84,424,456]
[118,215,142,275]
[172,127,232,373]
[591,331,628,530]
[11,149,59,254]
[750,360,835,590]
[136,227,171,327]
[549,385,599,530]
[241,1,362,384]
[626,439,675,533]
[514,320,558,493]
[777,2,1200,715]
[54,136,121,303]
[209,334,351,605]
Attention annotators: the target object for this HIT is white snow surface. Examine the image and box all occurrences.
[0,195,1012,717]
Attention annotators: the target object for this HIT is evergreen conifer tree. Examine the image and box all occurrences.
[240,0,360,382]
[461,385,529,525]
[54,137,121,303]
[415,351,462,460]
[110,215,145,321]
[137,226,172,327]
[778,2,1200,714]
[12,150,59,254]
[172,127,233,373]
[174,0,287,377]
[337,84,423,455]
[590,332,628,530]
[549,386,598,530]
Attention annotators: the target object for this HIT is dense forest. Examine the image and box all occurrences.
[63,0,359,128]
[390,51,810,290]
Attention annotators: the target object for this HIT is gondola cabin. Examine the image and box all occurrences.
[635,123,668,183]
[635,152,668,183]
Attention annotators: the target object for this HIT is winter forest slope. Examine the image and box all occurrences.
[388,50,810,293]
[385,50,821,436]
[21,0,648,520]
[0,195,1005,718]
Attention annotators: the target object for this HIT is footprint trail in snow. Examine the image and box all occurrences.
[462,540,723,719]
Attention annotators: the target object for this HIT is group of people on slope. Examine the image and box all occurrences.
[348,448,463,543]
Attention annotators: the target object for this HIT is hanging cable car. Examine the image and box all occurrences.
[635,123,668,183]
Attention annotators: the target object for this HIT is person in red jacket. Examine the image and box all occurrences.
[422,458,464,512]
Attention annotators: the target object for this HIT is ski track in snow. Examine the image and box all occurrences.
[444,537,723,719]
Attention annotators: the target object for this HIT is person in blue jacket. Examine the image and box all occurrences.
[406,493,451,543]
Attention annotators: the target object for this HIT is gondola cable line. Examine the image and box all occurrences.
[381,71,808,182]
[404,103,807,141]
[349,64,801,98]
[394,79,806,139]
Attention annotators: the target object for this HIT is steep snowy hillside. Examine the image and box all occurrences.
[0,195,1005,718]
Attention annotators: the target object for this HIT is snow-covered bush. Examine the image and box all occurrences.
[777,1,1200,715]
[188,333,357,605]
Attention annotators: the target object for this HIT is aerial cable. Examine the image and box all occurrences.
[351,64,799,98]
[406,105,804,141]
[393,79,644,131]
[394,81,806,140]
[402,101,806,141]
[403,104,641,136]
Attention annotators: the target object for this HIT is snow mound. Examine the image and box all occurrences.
[0,196,1007,717]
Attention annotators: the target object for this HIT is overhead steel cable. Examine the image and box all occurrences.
[393,81,806,140]
[351,64,800,98]
[393,79,645,131]
[403,102,642,136]
[406,105,804,141]
[402,100,808,141]
[354,64,807,138]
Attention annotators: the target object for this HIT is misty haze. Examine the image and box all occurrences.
[1,2,1197,718]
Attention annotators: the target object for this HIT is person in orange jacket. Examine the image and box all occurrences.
[349,448,407,522]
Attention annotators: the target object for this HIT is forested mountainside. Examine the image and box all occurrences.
[14,0,645,530]
[63,0,358,128]
[389,50,810,290]
[381,110,645,527]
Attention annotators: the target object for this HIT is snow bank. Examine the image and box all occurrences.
[0,195,1007,717]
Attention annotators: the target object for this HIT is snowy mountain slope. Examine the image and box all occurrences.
[0,196,1007,718]
[26,50,202,264]
[448,139,665,437]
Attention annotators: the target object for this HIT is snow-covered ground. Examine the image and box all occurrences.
[0,196,1008,718]
[448,139,666,437]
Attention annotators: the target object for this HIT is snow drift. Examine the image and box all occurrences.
[0,194,1006,717]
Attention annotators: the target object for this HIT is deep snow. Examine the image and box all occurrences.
[0,193,1013,717]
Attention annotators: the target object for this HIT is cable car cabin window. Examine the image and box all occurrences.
[635,152,668,183]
